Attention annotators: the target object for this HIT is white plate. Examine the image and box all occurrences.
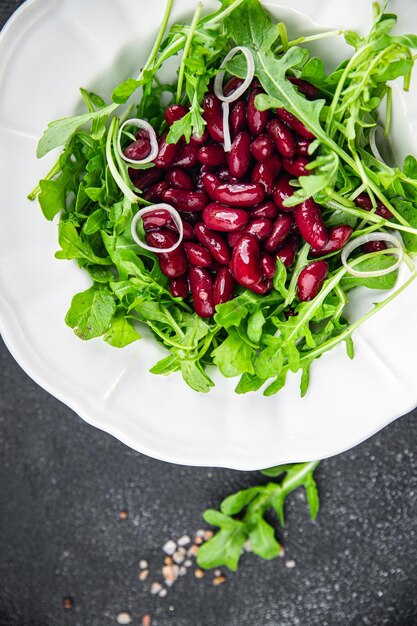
[0,0,416,470]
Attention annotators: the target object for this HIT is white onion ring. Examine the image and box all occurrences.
[222,102,232,152]
[341,232,404,278]
[369,125,395,167]
[131,203,184,253]
[117,118,159,165]
[213,46,255,104]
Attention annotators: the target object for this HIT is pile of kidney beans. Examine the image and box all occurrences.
[126,77,393,318]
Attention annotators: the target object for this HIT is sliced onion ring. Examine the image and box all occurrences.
[131,203,184,253]
[222,102,232,152]
[369,125,395,168]
[117,118,159,165]
[341,232,404,278]
[214,46,255,103]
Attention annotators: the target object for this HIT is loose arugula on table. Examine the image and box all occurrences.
[29,0,417,396]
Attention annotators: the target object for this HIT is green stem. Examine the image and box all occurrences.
[135,0,174,82]
[176,2,203,102]
[281,461,320,494]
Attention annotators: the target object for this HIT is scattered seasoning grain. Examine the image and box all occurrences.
[184,559,192,567]
[214,569,222,577]
[162,540,177,555]
[194,568,205,579]
[119,510,129,520]
[164,556,173,565]
[116,612,132,625]
[162,564,179,586]
[173,550,185,564]
[285,559,296,569]
[243,540,252,552]
[158,588,168,598]
[203,530,214,541]
[187,545,198,557]
[194,537,203,545]
[139,560,149,569]
[62,597,73,609]
[150,581,163,595]
[177,535,191,546]
[212,576,226,586]
[196,529,205,538]
[178,566,187,576]
[142,615,152,626]
[139,569,149,582]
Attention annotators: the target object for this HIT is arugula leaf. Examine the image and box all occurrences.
[198,462,320,571]
[103,314,141,348]
[211,329,255,377]
[55,221,111,265]
[66,286,116,340]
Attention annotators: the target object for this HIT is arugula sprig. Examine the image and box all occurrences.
[197,461,320,571]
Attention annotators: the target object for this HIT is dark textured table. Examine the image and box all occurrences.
[1,2,417,625]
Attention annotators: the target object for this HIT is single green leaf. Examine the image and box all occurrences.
[221,487,262,516]
[249,517,281,560]
[211,330,255,377]
[150,355,180,376]
[214,291,261,328]
[255,342,284,379]
[55,221,111,265]
[341,256,399,290]
[196,526,247,571]
[272,259,289,298]
[247,309,266,344]
[65,286,116,340]
[180,360,214,393]
[103,314,140,348]
[235,372,266,394]
[305,474,320,520]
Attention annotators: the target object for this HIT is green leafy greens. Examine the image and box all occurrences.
[30,0,417,397]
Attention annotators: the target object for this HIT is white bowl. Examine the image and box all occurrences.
[0,0,416,470]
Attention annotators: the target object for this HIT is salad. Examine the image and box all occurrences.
[29,0,417,396]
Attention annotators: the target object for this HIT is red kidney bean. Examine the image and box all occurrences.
[295,137,313,156]
[354,192,393,219]
[202,172,221,200]
[216,168,239,184]
[161,189,208,212]
[146,229,188,278]
[276,236,299,267]
[154,133,179,168]
[198,144,226,167]
[230,101,247,135]
[297,260,329,302]
[251,155,281,195]
[224,75,244,97]
[143,181,171,203]
[214,267,235,306]
[142,209,174,231]
[202,93,224,142]
[124,138,151,161]
[194,164,213,190]
[261,253,276,279]
[227,131,251,178]
[272,173,295,211]
[203,203,249,232]
[361,240,388,253]
[189,266,215,318]
[165,104,188,126]
[170,275,189,299]
[189,128,209,146]
[287,77,318,100]
[249,201,279,220]
[282,157,312,177]
[213,182,265,207]
[181,220,196,241]
[184,242,213,267]
[249,279,272,294]
[165,167,194,190]
[264,214,293,253]
[172,143,199,169]
[267,119,296,158]
[250,134,274,162]
[311,224,353,255]
[130,167,163,189]
[194,223,231,265]
[247,89,269,136]
[231,234,263,287]
[209,258,223,273]
[293,199,328,249]
[246,217,273,240]
[276,108,315,139]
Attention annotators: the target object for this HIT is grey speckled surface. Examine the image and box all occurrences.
[1,2,417,625]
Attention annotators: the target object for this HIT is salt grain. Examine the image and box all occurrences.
[196,529,205,538]
[173,551,185,564]
[179,566,187,576]
[116,612,132,625]
[244,540,252,552]
[203,530,214,541]
[184,560,192,567]
[194,568,205,579]
[285,559,296,569]
[214,569,222,577]
[177,535,191,546]
[159,588,168,598]
[139,569,149,582]
[213,576,226,586]
[163,540,177,555]
[150,582,163,595]
[139,560,148,570]
[187,545,198,557]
